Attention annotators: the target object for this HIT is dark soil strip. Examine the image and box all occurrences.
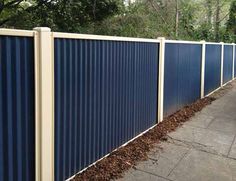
[73,96,217,181]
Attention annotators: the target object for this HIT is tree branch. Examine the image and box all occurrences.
[4,0,24,8]
[0,0,49,26]
[217,11,230,23]
[147,0,175,37]
[0,0,23,13]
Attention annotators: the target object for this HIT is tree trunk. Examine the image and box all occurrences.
[206,0,212,27]
[215,0,220,41]
[175,0,179,38]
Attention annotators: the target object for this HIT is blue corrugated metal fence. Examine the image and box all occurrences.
[204,44,222,95]
[164,43,202,116]
[0,28,235,181]
[54,39,159,181]
[234,46,236,78]
[0,36,35,181]
[223,45,233,84]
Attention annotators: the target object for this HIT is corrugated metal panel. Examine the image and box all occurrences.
[234,46,236,78]
[204,44,221,95]
[223,45,233,84]
[0,36,35,181]
[54,39,159,181]
[164,43,201,117]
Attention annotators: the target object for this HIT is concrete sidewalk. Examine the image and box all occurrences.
[118,81,236,181]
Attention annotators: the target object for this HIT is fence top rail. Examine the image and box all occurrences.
[0,28,34,37]
[205,42,222,45]
[224,43,235,46]
[53,32,160,43]
[165,39,203,45]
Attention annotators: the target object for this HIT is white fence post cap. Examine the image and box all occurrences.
[157,37,166,40]
[33,27,51,32]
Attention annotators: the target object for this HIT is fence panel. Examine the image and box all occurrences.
[204,44,222,95]
[223,45,233,84]
[164,43,202,116]
[54,38,159,181]
[235,46,236,78]
[0,36,35,181]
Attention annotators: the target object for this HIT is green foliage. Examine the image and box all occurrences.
[0,0,235,42]
[92,3,156,38]
[51,0,121,32]
[194,23,215,41]
[227,0,236,42]
[1,0,122,32]
[178,1,196,40]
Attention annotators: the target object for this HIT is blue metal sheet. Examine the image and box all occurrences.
[204,44,221,95]
[235,46,236,78]
[54,39,159,181]
[0,36,35,181]
[223,45,233,84]
[164,43,201,116]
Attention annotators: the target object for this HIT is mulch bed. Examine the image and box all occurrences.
[73,97,215,181]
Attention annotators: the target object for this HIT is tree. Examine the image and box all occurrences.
[175,0,179,37]
[50,0,121,32]
[178,0,196,40]
[93,3,155,38]
[0,0,234,43]
[215,0,220,41]
[0,0,50,27]
[192,0,232,42]
[227,0,236,41]
[206,0,213,26]
[1,0,122,32]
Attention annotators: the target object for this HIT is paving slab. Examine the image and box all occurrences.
[185,114,214,128]
[167,125,206,143]
[208,118,236,134]
[135,142,189,177]
[217,102,236,119]
[210,99,227,107]
[168,149,236,181]
[117,169,170,181]
[202,98,236,120]
[117,81,236,181]
[228,137,236,159]
[198,106,222,118]
[197,129,235,155]
[228,159,236,180]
